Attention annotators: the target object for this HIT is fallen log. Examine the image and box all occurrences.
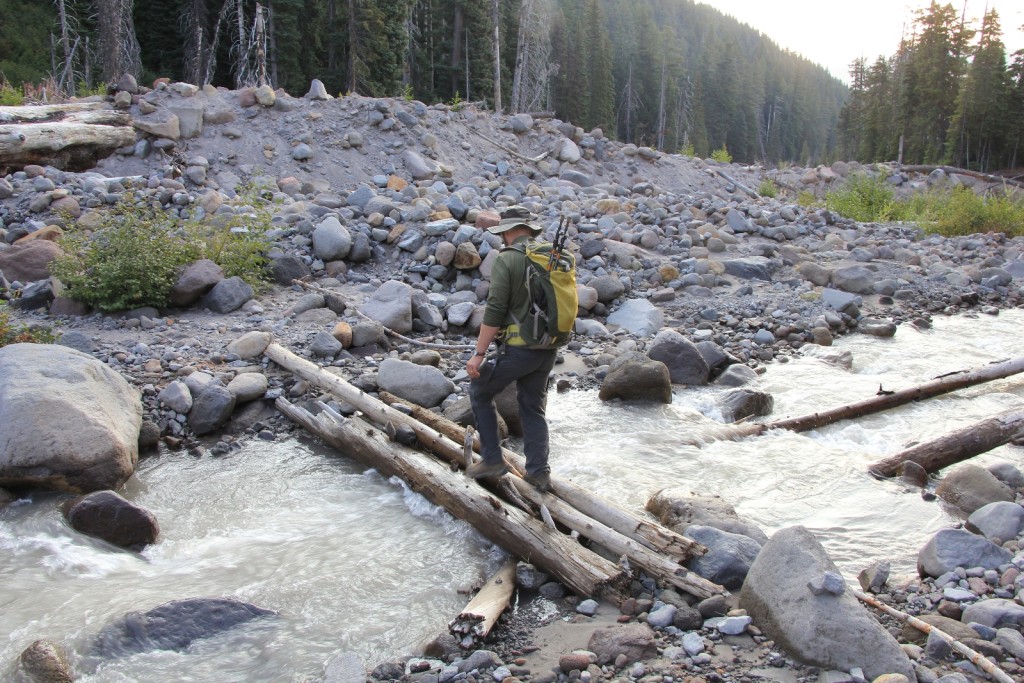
[854,589,1014,683]
[899,164,1024,191]
[449,557,517,646]
[708,167,759,198]
[0,102,135,171]
[264,343,717,596]
[868,408,1024,478]
[722,356,1024,440]
[275,397,626,599]
[467,126,550,163]
[378,390,706,563]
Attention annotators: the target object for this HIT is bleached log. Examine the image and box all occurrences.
[275,397,626,599]
[720,356,1024,440]
[264,344,718,597]
[868,408,1024,478]
[0,103,135,170]
[378,390,707,563]
[449,558,517,644]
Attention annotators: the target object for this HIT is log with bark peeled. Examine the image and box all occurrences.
[377,390,707,563]
[721,356,1024,440]
[0,102,135,171]
[868,408,1024,478]
[449,558,517,646]
[275,397,627,600]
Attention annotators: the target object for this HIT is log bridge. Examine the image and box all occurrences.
[263,342,725,645]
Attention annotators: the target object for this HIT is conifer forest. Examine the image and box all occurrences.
[1,0,1022,170]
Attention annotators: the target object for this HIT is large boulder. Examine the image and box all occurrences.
[719,389,774,422]
[377,358,454,408]
[960,599,1024,629]
[606,299,663,337]
[683,525,761,589]
[0,239,63,282]
[63,489,160,551]
[312,216,353,262]
[739,526,916,681]
[916,528,1012,578]
[586,623,657,665]
[187,384,236,436]
[360,280,414,334]
[966,501,1024,542]
[201,276,253,313]
[598,352,671,403]
[0,343,142,493]
[646,489,769,545]
[646,329,709,385]
[935,464,1014,514]
[170,259,224,307]
[92,597,276,656]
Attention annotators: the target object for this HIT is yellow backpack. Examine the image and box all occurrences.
[501,240,578,349]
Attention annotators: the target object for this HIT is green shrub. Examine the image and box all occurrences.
[825,173,903,222]
[0,81,23,105]
[758,179,778,198]
[912,186,1024,237]
[797,190,819,208]
[711,145,732,163]
[53,189,274,312]
[0,301,55,347]
[52,200,200,312]
[677,142,695,157]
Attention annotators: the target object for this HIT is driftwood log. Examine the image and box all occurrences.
[900,164,1024,191]
[0,102,135,171]
[719,356,1024,441]
[378,390,707,563]
[448,558,517,646]
[275,398,626,599]
[854,589,1014,683]
[868,408,1024,478]
[265,343,724,599]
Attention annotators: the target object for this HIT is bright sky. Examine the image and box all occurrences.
[700,0,1024,84]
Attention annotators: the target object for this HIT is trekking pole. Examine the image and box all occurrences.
[548,216,568,272]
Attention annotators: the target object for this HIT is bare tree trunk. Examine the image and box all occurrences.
[346,0,356,92]
[868,409,1024,478]
[268,0,279,88]
[491,0,501,112]
[96,0,140,84]
[450,4,464,97]
[656,57,667,151]
[326,0,337,73]
[510,0,553,113]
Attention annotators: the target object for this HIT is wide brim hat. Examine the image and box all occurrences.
[488,206,543,235]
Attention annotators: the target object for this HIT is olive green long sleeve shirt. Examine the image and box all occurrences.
[482,235,533,330]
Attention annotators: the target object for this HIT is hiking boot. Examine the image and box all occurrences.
[525,471,552,493]
[466,459,508,479]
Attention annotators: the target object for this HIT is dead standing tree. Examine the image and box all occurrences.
[510,0,555,113]
[95,0,141,84]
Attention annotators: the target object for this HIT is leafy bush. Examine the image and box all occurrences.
[758,179,778,198]
[677,142,695,156]
[797,190,819,207]
[911,186,1024,237]
[52,188,274,312]
[52,200,200,311]
[0,302,55,347]
[825,173,903,222]
[711,145,732,163]
[0,80,23,105]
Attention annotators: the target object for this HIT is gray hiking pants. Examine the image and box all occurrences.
[469,345,558,477]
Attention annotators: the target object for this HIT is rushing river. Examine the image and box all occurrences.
[2,309,1023,681]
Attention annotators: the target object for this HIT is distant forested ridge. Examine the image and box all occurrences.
[0,1,1020,170]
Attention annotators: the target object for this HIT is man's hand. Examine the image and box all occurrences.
[466,354,484,379]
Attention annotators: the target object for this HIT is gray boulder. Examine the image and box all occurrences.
[157,380,193,413]
[683,525,761,589]
[377,358,454,408]
[93,597,276,656]
[714,364,758,387]
[916,528,1012,578]
[598,352,671,403]
[739,526,916,681]
[988,461,1024,488]
[310,330,343,358]
[201,276,253,313]
[313,216,353,262]
[226,331,272,359]
[0,343,142,493]
[269,254,311,285]
[361,280,413,334]
[961,599,1024,629]
[966,501,1024,542]
[646,329,710,385]
[187,384,236,436]
[722,257,775,281]
[586,623,657,665]
[719,389,773,422]
[403,149,439,180]
[936,464,1014,514]
[226,373,268,403]
[589,274,626,303]
[19,639,73,683]
[0,239,63,282]
[830,265,876,294]
[646,488,769,545]
[64,490,160,551]
[606,299,663,337]
[170,259,224,307]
